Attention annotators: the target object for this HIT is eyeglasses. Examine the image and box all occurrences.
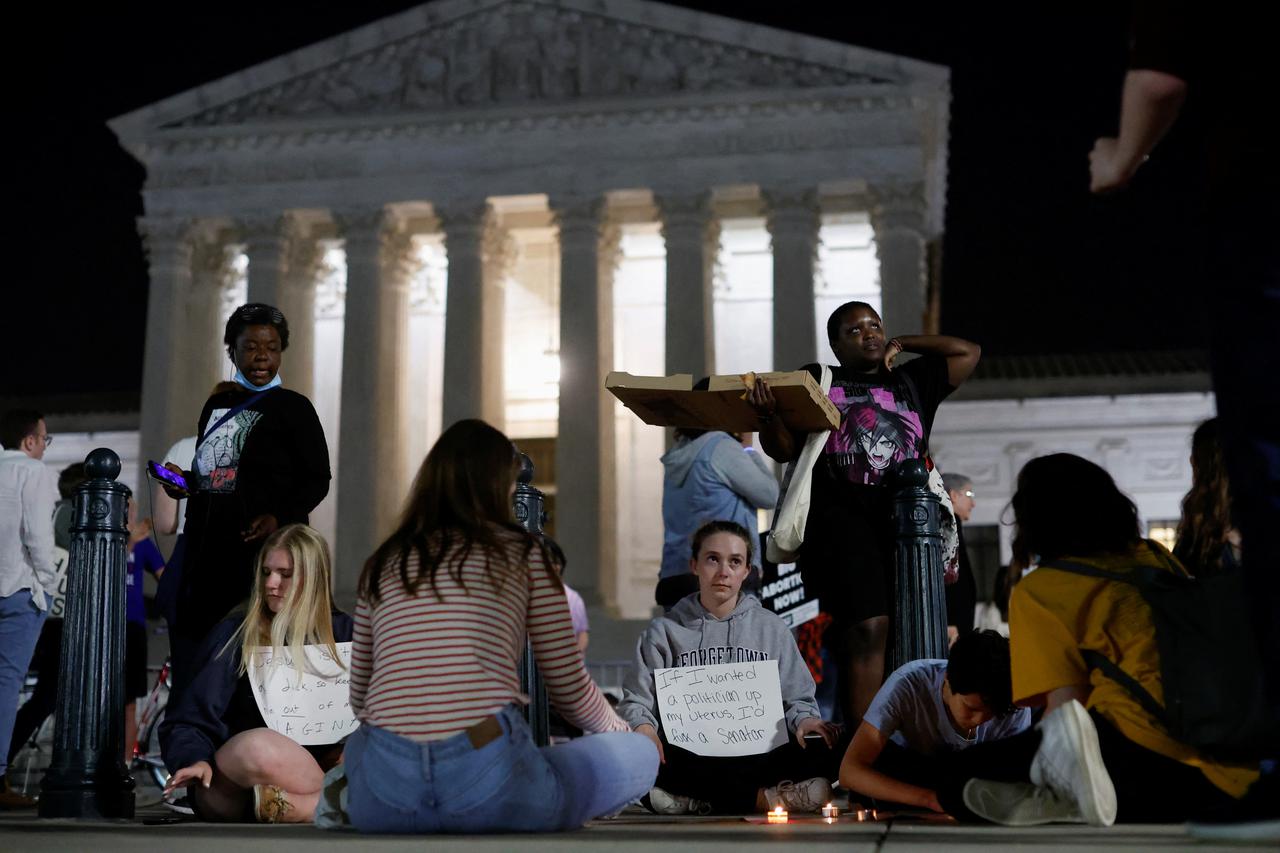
[962,489,974,498]
[39,435,52,448]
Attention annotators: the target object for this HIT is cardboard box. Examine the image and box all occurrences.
[605,370,839,433]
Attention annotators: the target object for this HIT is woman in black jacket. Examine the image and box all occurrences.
[161,524,352,823]
[161,303,331,703]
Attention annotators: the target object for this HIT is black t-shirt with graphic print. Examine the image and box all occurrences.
[802,354,953,518]
[178,386,330,640]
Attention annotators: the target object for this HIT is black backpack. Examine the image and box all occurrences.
[1043,543,1277,761]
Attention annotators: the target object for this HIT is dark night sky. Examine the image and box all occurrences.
[6,1,1208,399]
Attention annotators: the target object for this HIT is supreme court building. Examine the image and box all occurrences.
[109,0,950,615]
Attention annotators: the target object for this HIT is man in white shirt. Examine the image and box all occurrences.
[0,410,58,808]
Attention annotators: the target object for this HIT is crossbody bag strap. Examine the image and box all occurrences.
[1039,560,1170,727]
[197,387,278,446]
[1078,648,1169,726]
[192,387,281,475]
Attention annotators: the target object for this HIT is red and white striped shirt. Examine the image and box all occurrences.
[349,530,626,741]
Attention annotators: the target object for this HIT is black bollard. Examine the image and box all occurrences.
[39,448,135,819]
[889,459,948,673]
[513,452,551,747]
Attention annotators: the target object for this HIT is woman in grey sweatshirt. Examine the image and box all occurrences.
[619,521,847,815]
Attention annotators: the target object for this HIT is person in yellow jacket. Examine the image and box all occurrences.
[936,454,1263,826]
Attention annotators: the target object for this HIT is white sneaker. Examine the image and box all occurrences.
[644,786,712,815]
[963,779,1087,826]
[763,777,833,813]
[1030,700,1117,826]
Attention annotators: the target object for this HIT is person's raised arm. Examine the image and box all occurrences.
[839,721,943,812]
[1090,69,1187,194]
[887,335,981,388]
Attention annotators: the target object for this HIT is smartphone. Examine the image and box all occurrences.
[147,460,189,493]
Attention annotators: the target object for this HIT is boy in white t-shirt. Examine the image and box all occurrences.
[839,630,1032,811]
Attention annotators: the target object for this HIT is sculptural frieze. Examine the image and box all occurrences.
[170,1,889,128]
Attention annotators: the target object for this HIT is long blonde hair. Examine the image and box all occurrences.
[222,523,342,680]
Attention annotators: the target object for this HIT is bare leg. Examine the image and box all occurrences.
[124,702,137,766]
[195,728,326,823]
[831,616,889,727]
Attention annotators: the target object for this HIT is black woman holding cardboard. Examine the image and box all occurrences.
[748,301,979,727]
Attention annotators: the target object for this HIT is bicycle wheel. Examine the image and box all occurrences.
[8,712,56,798]
[134,706,169,791]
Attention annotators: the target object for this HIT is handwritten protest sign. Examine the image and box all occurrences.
[653,660,787,757]
[49,547,69,618]
[248,642,359,745]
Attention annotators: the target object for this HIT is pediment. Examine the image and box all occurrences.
[112,0,946,137]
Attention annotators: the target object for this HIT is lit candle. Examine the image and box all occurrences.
[855,808,868,822]
[821,803,839,819]
[767,805,788,824]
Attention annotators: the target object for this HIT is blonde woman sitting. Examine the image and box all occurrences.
[160,524,353,823]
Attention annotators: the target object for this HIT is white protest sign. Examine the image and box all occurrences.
[653,660,788,757]
[248,642,359,745]
[48,547,69,618]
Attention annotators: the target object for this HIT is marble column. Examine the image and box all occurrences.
[551,196,617,607]
[870,182,929,336]
[187,233,238,399]
[137,216,194,479]
[242,213,321,398]
[440,202,506,429]
[241,212,287,307]
[333,208,410,599]
[764,189,822,371]
[278,234,323,401]
[657,193,718,379]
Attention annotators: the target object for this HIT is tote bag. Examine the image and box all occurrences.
[765,365,833,564]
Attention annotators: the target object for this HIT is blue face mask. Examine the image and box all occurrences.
[233,369,282,391]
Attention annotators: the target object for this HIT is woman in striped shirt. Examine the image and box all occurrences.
[344,419,658,833]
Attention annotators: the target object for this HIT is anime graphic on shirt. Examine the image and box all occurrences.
[194,409,263,493]
[824,384,924,485]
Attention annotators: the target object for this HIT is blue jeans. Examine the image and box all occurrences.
[345,705,658,833]
[0,590,49,775]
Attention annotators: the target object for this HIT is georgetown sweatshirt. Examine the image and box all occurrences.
[618,592,821,736]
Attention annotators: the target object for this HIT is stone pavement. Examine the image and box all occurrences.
[2,805,1273,852]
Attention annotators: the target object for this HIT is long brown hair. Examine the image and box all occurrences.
[1173,418,1234,575]
[358,419,557,603]
[1010,453,1140,569]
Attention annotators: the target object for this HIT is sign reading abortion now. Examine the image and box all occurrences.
[653,660,787,757]
[249,641,360,746]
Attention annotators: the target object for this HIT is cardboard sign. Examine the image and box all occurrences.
[606,371,839,433]
[654,660,787,757]
[48,546,70,618]
[249,642,359,745]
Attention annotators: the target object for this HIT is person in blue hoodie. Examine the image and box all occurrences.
[621,520,845,815]
[657,424,778,611]
[161,524,353,824]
